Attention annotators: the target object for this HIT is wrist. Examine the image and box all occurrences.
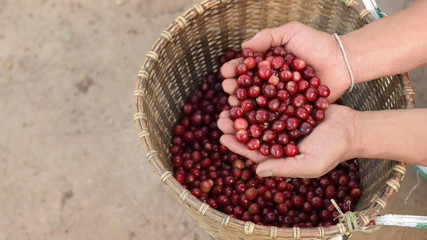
[340,32,377,86]
[339,33,370,87]
[328,33,357,98]
[351,109,368,159]
[329,105,362,161]
[333,33,355,92]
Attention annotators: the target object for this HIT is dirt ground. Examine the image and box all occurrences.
[0,0,426,239]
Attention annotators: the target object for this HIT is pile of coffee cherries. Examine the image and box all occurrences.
[231,47,330,158]
[171,49,361,227]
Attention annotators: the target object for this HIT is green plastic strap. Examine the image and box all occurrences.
[412,164,427,180]
[376,7,384,18]
[415,223,427,228]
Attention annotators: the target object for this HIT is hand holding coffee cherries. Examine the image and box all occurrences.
[219,14,427,178]
[221,22,353,104]
[219,104,357,178]
[218,44,358,178]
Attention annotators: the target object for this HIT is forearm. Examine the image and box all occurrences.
[341,0,427,84]
[354,108,427,165]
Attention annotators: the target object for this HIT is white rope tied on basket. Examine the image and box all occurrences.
[404,170,421,205]
[371,214,427,229]
[330,197,427,231]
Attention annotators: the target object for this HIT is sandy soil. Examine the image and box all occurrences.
[0,0,426,239]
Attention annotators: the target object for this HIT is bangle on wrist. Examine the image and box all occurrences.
[333,33,355,92]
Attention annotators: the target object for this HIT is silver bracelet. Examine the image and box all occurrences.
[333,33,354,93]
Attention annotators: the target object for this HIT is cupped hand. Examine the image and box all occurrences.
[218,104,358,178]
[222,21,351,103]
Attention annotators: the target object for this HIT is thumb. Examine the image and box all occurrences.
[255,154,321,178]
[255,157,299,178]
[242,21,303,53]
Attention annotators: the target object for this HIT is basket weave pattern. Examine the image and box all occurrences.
[134,0,415,239]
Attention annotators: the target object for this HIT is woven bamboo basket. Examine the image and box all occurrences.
[134,0,416,239]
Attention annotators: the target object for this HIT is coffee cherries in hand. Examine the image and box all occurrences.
[231,47,330,158]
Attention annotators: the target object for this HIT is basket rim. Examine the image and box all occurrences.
[133,0,415,238]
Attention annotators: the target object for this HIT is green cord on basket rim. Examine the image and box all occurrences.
[331,199,382,234]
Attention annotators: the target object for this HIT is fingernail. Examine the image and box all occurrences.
[257,170,273,178]
[243,37,252,43]
[243,34,256,43]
